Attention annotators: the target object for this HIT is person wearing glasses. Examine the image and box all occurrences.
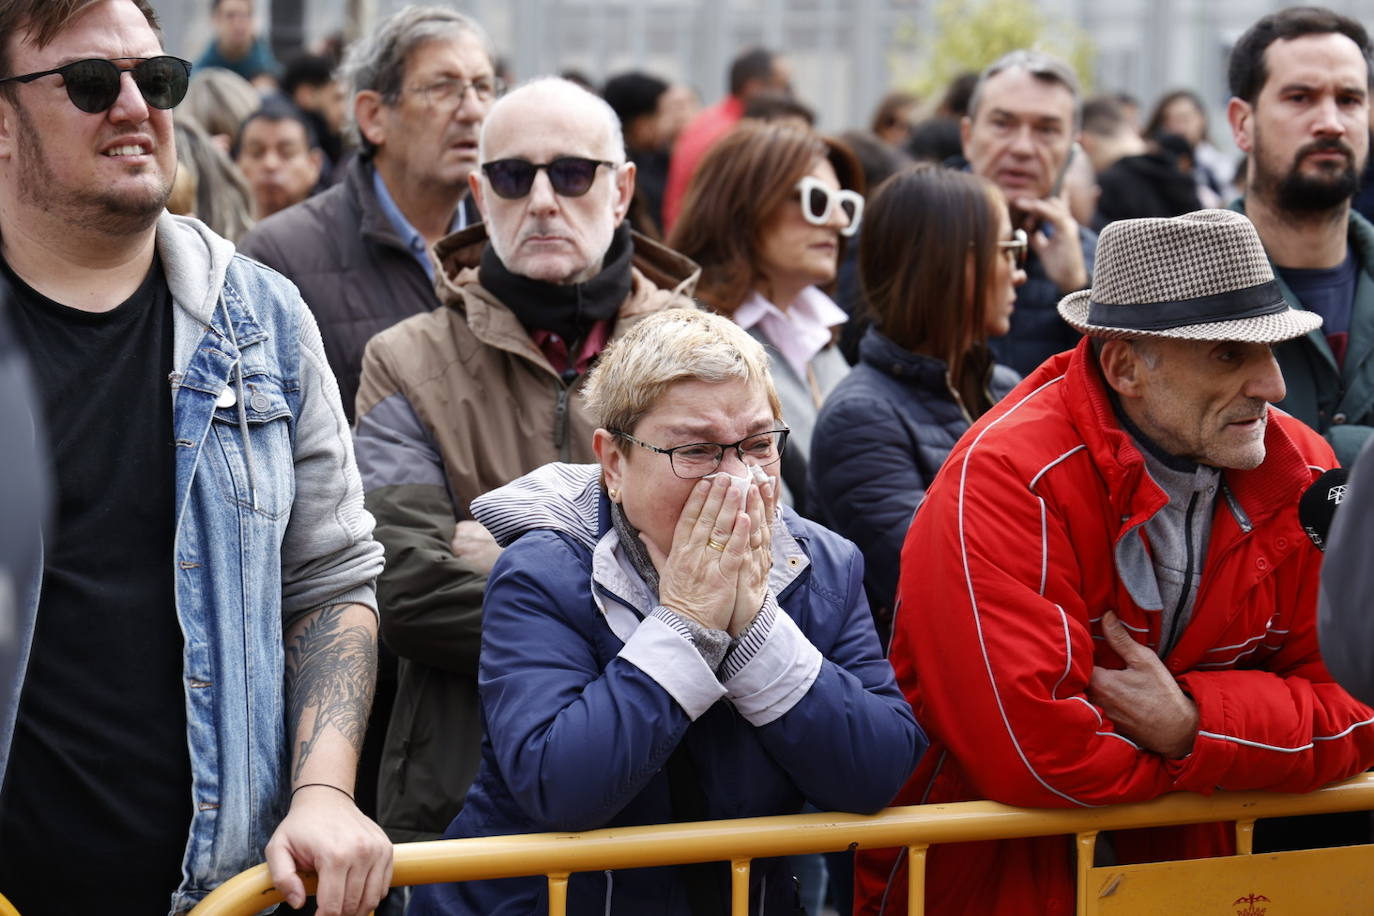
[0,2,389,915]
[408,308,921,916]
[669,122,864,517]
[238,5,497,422]
[809,165,1026,645]
[351,76,698,860]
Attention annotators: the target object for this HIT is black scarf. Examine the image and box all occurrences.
[480,221,634,347]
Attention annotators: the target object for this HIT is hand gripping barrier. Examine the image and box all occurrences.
[188,772,1374,916]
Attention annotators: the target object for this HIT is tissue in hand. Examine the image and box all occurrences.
[703,465,770,498]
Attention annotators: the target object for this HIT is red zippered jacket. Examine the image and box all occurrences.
[855,339,1374,915]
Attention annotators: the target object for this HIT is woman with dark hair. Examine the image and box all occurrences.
[808,165,1025,640]
[1145,88,1234,206]
[668,122,863,514]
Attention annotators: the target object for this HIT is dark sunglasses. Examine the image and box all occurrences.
[481,157,620,200]
[0,56,192,114]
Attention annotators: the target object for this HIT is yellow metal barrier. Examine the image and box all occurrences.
[189,773,1374,916]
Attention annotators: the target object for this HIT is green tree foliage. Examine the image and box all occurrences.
[896,0,1096,101]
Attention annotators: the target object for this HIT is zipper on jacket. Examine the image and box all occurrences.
[1162,490,1201,655]
[555,369,576,462]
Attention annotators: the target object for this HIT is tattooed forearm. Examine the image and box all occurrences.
[285,603,377,782]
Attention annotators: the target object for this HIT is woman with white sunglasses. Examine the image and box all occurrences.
[669,123,864,518]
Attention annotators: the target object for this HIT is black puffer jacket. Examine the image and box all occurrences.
[238,157,478,420]
[808,327,1018,637]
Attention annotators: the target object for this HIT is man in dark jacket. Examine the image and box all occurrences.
[961,50,1097,376]
[238,6,495,421]
[353,77,697,849]
[1226,7,1374,468]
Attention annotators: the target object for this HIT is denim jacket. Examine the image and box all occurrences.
[2,214,384,914]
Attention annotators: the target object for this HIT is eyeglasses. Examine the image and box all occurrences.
[0,56,192,114]
[795,175,863,237]
[612,429,790,479]
[406,75,504,109]
[998,228,1029,266]
[482,157,621,200]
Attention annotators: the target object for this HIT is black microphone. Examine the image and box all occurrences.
[1300,467,1351,551]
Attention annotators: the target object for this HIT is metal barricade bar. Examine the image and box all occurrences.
[188,773,1374,916]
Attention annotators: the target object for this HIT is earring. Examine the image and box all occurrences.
[608,488,620,501]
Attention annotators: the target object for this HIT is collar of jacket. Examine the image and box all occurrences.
[477,221,634,344]
[859,326,995,388]
[350,156,478,255]
[1055,336,1315,532]
[1232,196,1374,378]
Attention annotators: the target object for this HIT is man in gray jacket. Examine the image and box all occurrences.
[0,1,389,913]
[239,5,495,421]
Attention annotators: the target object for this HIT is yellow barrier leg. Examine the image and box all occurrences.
[547,871,569,916]
[1235,818,1256,855]
[731,858,751,914]
[1075,830,1098,915]
[907,844,928,915]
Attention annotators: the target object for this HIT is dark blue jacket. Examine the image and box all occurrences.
[409,463,922,916]
[809,328,1019,622]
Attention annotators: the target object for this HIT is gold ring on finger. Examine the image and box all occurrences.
[706,537,728,552]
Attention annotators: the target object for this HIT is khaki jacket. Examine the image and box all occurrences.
[353,223,697,841]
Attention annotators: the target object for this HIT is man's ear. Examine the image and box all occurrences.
[307,148,324,181]
[468,169,488,220]
[959,114,973,157]
[0,97,17,160]
[612,161,636,226]
[1098,339,1147,399]
[592,428,625,500]
[354,89,387,150]
[1227,96,1254,154]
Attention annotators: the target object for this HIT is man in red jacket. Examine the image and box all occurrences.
[855,209,1374,915]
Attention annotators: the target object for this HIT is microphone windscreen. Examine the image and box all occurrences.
[1299,467,1351,551]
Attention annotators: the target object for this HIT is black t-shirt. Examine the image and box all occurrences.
[0,258,192,915]
[1278,246,1357,367]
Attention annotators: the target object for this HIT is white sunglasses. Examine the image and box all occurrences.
[795,176,864,237]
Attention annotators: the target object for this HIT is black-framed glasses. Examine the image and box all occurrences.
[482,157,620,200]
[998,228,1029,266]
[612,429,790,479]
[406,75,504,109]
[795,175,863,237]
[0,56,192,114]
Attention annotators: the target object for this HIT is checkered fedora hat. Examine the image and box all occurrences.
[1057,209,1322,343]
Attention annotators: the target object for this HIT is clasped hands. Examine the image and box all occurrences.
[641,471,777,638]
[1087,611,1200,759]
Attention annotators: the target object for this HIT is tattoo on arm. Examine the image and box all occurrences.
[285,604,377,782]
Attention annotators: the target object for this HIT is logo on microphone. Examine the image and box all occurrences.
[1329,485,1347,505]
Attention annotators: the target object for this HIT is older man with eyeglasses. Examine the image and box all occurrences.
[0,1,389,914]
[239,5,497,422]
[351,75,699,855]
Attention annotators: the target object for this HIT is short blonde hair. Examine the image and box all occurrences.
[584,309,783,441]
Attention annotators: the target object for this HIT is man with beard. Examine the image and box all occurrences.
[1228,7,1374,467]
[239,5,493,421]
[0,2,390,913]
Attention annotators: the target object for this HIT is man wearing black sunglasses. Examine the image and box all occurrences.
[353,76,698,860]
[0,2,391,915]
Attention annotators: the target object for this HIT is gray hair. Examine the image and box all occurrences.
[968,50,1082,129]
[583,308,782,440]
[477,76,626,164]
[340,5,496,155]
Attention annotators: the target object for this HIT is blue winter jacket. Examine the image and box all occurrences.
[408,463,922,916]
[809,328,1019,622]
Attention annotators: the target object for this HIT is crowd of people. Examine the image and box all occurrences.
[3,0,1374,915]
